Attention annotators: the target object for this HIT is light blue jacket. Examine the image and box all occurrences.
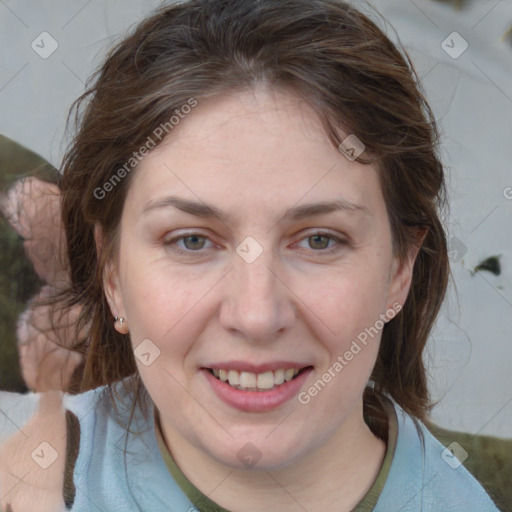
[57,381,502,512]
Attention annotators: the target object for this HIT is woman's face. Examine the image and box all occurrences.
[104,86,417,469]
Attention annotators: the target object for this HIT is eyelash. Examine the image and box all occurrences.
[163,231,347,256]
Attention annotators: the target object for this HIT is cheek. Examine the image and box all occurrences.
[119,257,211,357]
[303,273,384,406]
[303,262,390,340]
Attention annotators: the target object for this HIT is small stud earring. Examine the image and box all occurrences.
[114,315,129,334]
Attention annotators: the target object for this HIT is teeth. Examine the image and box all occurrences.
[239,371,257,388]
[257,371,275,389]
[227,370,239,386]
[211,367,304,391]
[274,369,285,385]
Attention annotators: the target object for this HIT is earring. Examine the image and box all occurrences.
[114,316,129,334]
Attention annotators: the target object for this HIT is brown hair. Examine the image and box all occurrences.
[60,0,449,429]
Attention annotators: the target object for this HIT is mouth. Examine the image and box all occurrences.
[205,366,313,392]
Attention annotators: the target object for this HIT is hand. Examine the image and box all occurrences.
[0,177,69,287]
[17,286,84,393]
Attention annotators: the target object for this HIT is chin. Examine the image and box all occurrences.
[203,432,309,471]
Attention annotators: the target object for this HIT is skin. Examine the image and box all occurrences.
[104,85,421,512]
[1,177,69,288]
[0,391,67,512]
[17,286,84,393]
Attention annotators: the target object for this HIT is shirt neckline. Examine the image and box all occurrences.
[154,394,399,512]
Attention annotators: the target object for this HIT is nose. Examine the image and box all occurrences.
[219,246,296,343]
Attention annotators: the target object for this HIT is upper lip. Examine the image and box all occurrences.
[204,361,312,373]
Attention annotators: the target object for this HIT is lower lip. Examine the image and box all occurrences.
[202,368,313,412]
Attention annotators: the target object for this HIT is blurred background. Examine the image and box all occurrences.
[0,0,511,437]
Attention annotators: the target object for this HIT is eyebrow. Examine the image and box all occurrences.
[142,196,371,222]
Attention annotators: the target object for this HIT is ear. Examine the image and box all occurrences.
[95,223,129,335]
[386,227,428,312]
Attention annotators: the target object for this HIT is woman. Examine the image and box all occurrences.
[0,0,504,510]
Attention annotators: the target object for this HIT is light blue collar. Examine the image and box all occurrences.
[64,384,500,511]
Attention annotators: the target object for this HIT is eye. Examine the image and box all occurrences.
[163,231,348,256]
[296,231,347,254]
[163,233,214,254]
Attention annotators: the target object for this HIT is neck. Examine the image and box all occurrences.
[157,401,388,512]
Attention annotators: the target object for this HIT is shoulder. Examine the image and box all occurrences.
[62,384,108,430]
[425,420,512,512]
[0,384,195,512]
[376,398,502,512]
[62,380,197,511]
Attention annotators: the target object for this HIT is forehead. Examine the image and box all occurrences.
[125,87,385,223]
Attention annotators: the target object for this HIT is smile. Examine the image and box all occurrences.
[202,361,314,411]
[207,367,307,391]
